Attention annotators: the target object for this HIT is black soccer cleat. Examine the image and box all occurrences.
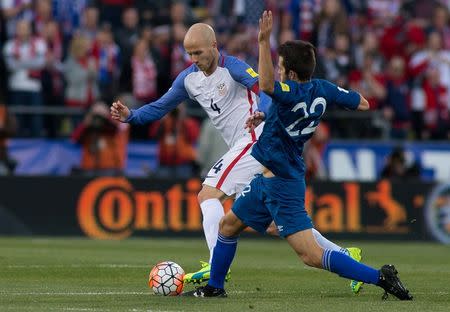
[377,264,413,300]
[181,285,227,298]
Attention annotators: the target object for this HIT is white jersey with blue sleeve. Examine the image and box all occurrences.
[126,55,267,148]
[184,55,264,147]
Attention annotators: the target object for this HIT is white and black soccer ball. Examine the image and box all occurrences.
[148,261,185,296]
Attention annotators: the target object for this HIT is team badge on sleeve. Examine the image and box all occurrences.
[280,82,290,92]
[246,68,259,78]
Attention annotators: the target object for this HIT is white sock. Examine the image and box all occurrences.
[200,198,225,263]
[312,228,348,255]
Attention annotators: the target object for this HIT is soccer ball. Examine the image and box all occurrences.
[148,261,185,296]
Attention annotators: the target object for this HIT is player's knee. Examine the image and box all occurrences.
[197,187,217,203]
[197,185,224,204]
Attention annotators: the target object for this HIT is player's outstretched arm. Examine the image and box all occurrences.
[258,10,274,94]
[111,69,191,125]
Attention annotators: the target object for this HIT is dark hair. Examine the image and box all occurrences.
[277,40,316,81]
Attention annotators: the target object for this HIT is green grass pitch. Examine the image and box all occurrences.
[1,237,449,312]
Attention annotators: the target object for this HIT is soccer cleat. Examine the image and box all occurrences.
[181,285,227,297]
[346,247,364,294]
[183,261,231,284]
[377,264,413,300]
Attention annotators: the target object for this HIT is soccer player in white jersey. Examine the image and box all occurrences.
[111,23,363,293]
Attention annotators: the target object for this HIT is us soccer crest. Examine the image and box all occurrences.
[217,83,227,96]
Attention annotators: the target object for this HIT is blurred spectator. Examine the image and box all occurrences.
[1,0,33,38]
[412,66,449,140]
[304,122,329,181]
[366,0,403,23]
[379,15,426,61]
[410,31,450,93]
[0,100,17,175]
[322,32,352,87]
[401,0,441,25]
[52,0,87,55]
[114,6,139,62]
[3,19,46,136]
[197,118,228,178]
[282,0,321,40]
[170,23,190,79]
[33,0,53,36]
[41,20,64,137]
[354,32,384,74]
[211,0,239,33]
[169,0,195,26]
[427,4,450,50]
[383,56,411,139]
[136,0,168,26]
[349,52,386,110]
[71,101,129,175]
[78,6,99,44]
[63,35,98,109]
[380,147,420,179]
[278,28,295,45]
[131,39,157,105]
[152,25,172,94]
[97,0,134,30]
[236,0,266,29]
[148,105,200,179]
[312,0,349,58]
[63,35,98,132]
[95,25,121,104]
[0,12,6,100]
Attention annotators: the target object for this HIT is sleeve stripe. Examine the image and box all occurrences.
[250,82,259,94]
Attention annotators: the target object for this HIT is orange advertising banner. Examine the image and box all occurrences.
[0,176,447,242]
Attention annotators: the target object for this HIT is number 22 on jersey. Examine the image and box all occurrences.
[285,97,327,137]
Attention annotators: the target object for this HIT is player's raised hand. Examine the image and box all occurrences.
[245,111,265,133]
[110,100,130,122]
[258,10,273,43]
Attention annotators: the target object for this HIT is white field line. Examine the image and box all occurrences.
[5,264,149,269]
[0,291,148,296]
[3,307,184,312]
[58,309,108,312]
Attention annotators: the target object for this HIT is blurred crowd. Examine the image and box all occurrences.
[0,0,449,177]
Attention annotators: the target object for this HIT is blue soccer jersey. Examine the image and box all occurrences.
[251,79,360,179]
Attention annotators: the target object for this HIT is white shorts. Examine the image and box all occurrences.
[203,137,264,196]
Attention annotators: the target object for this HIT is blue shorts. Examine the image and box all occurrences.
[232,174,313,237]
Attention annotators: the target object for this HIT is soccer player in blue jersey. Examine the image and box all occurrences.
[182,11,413,300]
[112,23,362,292]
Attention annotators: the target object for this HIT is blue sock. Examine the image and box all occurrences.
[322,249,380,284]
[208,233,238,289]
